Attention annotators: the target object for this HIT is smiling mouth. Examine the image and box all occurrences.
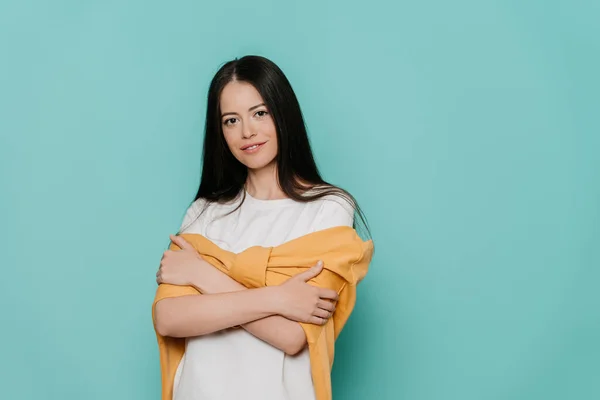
[241,141,267,152]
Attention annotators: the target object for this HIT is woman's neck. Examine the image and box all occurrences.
[245,163,287,200]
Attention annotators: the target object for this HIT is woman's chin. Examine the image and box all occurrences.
[242,157,277,171]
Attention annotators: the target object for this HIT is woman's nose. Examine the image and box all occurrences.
[242,125,257,139]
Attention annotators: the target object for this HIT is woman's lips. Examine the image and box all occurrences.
[241,141,266,153]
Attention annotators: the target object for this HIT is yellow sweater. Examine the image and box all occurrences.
[152,226,374,400]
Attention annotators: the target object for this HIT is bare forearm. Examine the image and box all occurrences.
[154,287,277,337]
[243,314,307,355]
[192,263,307,355]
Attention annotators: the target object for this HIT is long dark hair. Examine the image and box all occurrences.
[185,55,371,239]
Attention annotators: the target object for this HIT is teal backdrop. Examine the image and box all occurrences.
[1,1,598,399]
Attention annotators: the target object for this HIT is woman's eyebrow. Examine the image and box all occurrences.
[221,103,266,118]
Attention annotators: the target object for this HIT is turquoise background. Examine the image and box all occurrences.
[1,1,598,399]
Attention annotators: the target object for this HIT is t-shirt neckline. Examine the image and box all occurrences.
[243,190,298,208]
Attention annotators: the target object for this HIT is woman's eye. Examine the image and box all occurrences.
[223,118,236,126]
[256,110,268,117]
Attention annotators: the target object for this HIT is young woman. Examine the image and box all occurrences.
[153,55,371,400]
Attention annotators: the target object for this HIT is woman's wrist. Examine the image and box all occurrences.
[262,285,283,315]
[187,260,283,317]
[188,259,214,293]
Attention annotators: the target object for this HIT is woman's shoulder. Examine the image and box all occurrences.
[178,197,230,233]
[304,184,356,209]
[304,185,356,229]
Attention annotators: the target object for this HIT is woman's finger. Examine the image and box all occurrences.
[170,234,194,251]
[308,316,327,325]
[294,261,323,282]
[317,300,335,312]
[313,308,331,319]
[318,288,338,301]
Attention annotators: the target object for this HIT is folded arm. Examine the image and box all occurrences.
[190,264,308,355]
[154,232,340,356]
[154,260,318,356]
[154,286,281,338]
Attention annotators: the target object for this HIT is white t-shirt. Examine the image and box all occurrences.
[172,189,354,400]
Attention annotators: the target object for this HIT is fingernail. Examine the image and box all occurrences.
[317,260,323,266]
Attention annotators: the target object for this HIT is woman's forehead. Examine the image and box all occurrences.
[220,81,264,110]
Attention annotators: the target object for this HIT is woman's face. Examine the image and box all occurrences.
[219,80,278,171]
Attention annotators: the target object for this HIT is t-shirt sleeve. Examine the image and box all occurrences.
[312,196,355,231]
[178,198,205,233]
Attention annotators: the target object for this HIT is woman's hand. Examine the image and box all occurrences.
[156,234,204,286]
[273,261,339,325]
